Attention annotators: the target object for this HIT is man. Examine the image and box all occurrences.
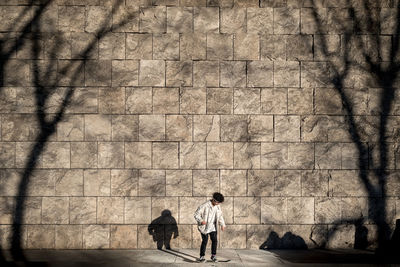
[194,192,226,262]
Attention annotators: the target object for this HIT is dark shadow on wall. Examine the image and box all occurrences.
[260,231,308,250]
[148,210,179,250]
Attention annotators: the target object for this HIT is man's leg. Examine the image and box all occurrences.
[210,231,218,256]
[200,233,208,257]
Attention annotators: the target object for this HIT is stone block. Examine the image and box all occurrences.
[111,225,137,249]
[193,115,220,141]
[301,61,332,87]
[70,142,97,168]
[221,115,248,141]
[166,61,193,87]
[314,34,341,61]
[274,61,300,87]
[274,115,300,142]
[27,170,56,196]
[247,170,274,196]
[247,7,273,34]
[57,115,84,141]
[301,170,329,197]
[194,7,219,33]
[139,115,165,141]
[125,197,151,224]
[126,33,153,59]
[315,143,341,169]
[151,197,179,222]
[301,115,350,142]
[58,6,85,32]
[234,33,259,60]
[55,225,82,249]
[139,170,166,196]
[111,60,139,86]
[274,170,301,197]
[86,6,111,33]
[207,33,233,60]
[153,87,179,114]
[286,35,313,61]
[0,225,22,249]
[2,114,40,141]
[27,225,55,249]
[341,197,368,222]
[111,169,138,197]
[55,169,83,196]
[98,142,124,168]
[126,87,153,114]
[166,115,192,141]
[261,143,314,169]
[207,142,234,169]
[220,7,246,33]
[153,142,179,169]
[247,61,273,87]
[42,197,69,224]
[315,197,341,224]
[83,225,110,249]
[193,170,219,196]
[70,197,97,224]
[170,224,192,248]
[113,5,139,32]
[180,33,206,60]
[326,224,354,248]
[247,224,287,249]
[0,170,20,196]
[66,88,98,113]
[2,60,31,86]
[153,33,180,60]
[137,225,157,249]
[42,142,70,169]
[315,88,343,114]
[180,87,206,114]
[220,225,246,248]
[261,197,287,224]
[287,197,314,224]
[329,170,374,197]
[180,142,206,169]
[234,197,261,224]
[248,115,274,141]
[23,197,42,224]
[99,33,125,59]
[181,0,207,6]
[97,197,124,224]
[300,7,327,34]
[274,7,300,34]
[112,115,139,141]
[98,87,125,114]
[70,32,98,59]
[125,142,152,168]
[84,114,112,141]
[193,61,219,87]
[166,170,193,196]
[206,88,232,114]
[0,142,15,168]
[167,7,193,33]
[0,197,14,224]
[261,88,287,114]
[288,88,313,114]
[140,6,167,33]
[139,60,166,86]
[84,169,111,196]
[234,142,261,169]
[220,61,246,87]
[85,60,111,86]
[220,170,247,196]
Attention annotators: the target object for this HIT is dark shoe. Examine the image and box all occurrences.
[211,255,218,262]
[198,256,205,262]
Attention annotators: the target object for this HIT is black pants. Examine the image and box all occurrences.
[200,231,217,256]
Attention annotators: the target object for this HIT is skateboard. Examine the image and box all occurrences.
[197,259,231,263]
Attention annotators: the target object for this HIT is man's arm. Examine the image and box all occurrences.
[218,209,226,231]
[194,204,205,224]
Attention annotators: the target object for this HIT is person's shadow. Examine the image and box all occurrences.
[148,210,179,250]
[260,231,308,250]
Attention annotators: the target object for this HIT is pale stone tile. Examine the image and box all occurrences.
[2,60,31,87]
[329,170,375,197]
[315,143,341,170]
[247,61,273,87]
[42,142,70,169]
[98,142,124,168]
[170,224,192,248]
[98,87,125,114]
[0,225,26,249]
[126,34,153,60]
[301,170,329,197]
[260,35,286,60]
[70,32,98,59]
[152,142,179,169]
[179,197,206,224]
[137,225,157,248]
[315,197,342,224]
[166,170,192,196]
[315,88,343,114]
[288,88,313,114]
[55,169,83,196]
[234,197,260,224]
[193,115,220,141]
[194,7,219,33]
[235,0,260,6]
[71,142,97,168]
[274,7,300,34]
[248,115,273,142]
[83,225,110,249]
[166,61,193,87]
[140,6,167,33]
[247,7,273,34]
[153,87,180,114]
[193,61,219,87]
[152,197,179,221]
[0,197,14,224]
[234,88,260,114]
[341,197,368,222]
[301,61,332,87]
[274,61,300,87]
[112,115,139,141]
[57,115,84,141]
[261,143,314,169]
[287,197,314,224]
[23,197,42,224]
[58,6,85,32]
[70,197,97,224]
[220,115,248,141]
[220,170,247,196]
[55,225,83,249]
[247,170,274,196]
[125,142,152,168]
[234,33,259,60]
[234,142,260,169]
[2,114,40,141]
[99,33,125,59]
[274,170,301,197]
[301,115,350,142]
[42,197,69,224]
[84,114,112,141]
[85,60,111,86]
[327,224,355,248]
[206,88,232,114]
[220,7,246,33]
[261,197,287,224]
[207,34,233,60]
[0,142,15,168]
[27,170,56,196]
[180,33,206,60]
[139,60,166,86]
[111,60,139,87]
[112,5,139,32]
[111,225,137,248]
[0,170,20,196]
[125,197,151,223]
[139,170,166,196]
[84,169,111,196]
[139,115,165,141]
[207,142,233,169]
[193,170,219,196]
[167,7,193,33]
[180,142,206,169]
[274,115,300,142]
[111,169,139,197]
[65,88,98,113]
[180,87,206,114]
[27,225,55,249]
[153,33,180,60]
[86,6,111,33]
[286,35,313,61]
[166,115,192,141]
[220,61,246,88]
[220,225,246,248]
[126,87,153,114]
[97,197,124,224]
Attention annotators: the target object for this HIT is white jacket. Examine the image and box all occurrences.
[194,200,225,234]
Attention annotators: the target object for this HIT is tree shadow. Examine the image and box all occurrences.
[148,210,179,250]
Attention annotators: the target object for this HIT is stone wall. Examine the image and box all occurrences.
[0,0,400,250]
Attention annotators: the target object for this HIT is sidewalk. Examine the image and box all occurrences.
[0,248,396,266]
